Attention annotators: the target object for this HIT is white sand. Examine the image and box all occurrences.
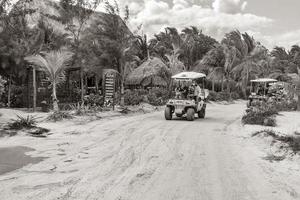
[0,102,299,200]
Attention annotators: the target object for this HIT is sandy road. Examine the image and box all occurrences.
[0,102,299,200]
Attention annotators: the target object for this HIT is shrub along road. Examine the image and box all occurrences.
[0,102,299,200]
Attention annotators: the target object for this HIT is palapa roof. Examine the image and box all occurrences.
[126,57,171,86]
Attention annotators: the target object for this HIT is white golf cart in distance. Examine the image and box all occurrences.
[165,72,209,121]
[248,78,278,107]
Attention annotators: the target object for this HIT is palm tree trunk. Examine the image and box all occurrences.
[7,74,12,108]
[221,75,224,91]
[52,81,59,111]
[80,67,84,103]
[227,80,231,97]
[212,80,215,92]
[33,68,37,112]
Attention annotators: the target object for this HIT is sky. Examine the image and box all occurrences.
[98,0,300,49]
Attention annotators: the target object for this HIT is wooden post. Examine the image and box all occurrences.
[80,67,84,103]
[32,67,37,112]
[27,67,30,109]
[7,74,12,108]
[95,75,99,94]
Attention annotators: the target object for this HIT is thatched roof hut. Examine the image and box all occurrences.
[126,57,171,87]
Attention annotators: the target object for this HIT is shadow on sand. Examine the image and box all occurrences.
[0,146,45,175]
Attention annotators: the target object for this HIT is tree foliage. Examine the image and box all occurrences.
[25,50,73,111]
[1,0,300,107]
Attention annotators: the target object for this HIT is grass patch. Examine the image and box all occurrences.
[47,111,73,122]
[3,115,49,137]
[7,115,38,130]
[253,129,300,154]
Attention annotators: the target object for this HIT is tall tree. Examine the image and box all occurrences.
[194,44,225,91]
[87,0,132,105]
[25,50,73,111]
[165,44,186,75]
[59,0,101,102]
[181,26,217,69]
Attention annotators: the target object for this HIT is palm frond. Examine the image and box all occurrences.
[24,54,49,71]
[25,50,74,84]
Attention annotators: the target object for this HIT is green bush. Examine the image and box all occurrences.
[47,111,73,121]
[70,103,102,116]
[1,85,26,108]
[207,91,218,101]
[7,115,38,130]
[0,76,6,100]
[84,94,104,107]
[208,91,230,101]
[242,105,278,126]
[124,88,171,106]
[148,88,171,106]
[124,89,146,105]
[272,100,297,112]
[231,91,241,100]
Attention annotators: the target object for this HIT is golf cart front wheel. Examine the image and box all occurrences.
[165,107,172,120]
[186,108,195,121]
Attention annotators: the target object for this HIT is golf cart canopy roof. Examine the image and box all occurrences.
[250,78,277,83]
[172,72,206,80]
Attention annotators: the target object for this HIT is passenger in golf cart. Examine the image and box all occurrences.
[248,78,277,107]
[165,72,208,121]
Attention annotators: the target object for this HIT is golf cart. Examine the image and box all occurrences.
[164,72,208,121]
[248,78,277,107]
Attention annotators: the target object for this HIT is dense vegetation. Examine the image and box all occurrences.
[242,100,297,127]
[0,0,300,108]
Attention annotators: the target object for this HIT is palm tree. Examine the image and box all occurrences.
[166,44,186,75]
[232,44,267,97]
[194,44,225,91]
[223,44,237,97]
[181,26,217,70]
[290,45,300,69]
[25,50,73,111]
